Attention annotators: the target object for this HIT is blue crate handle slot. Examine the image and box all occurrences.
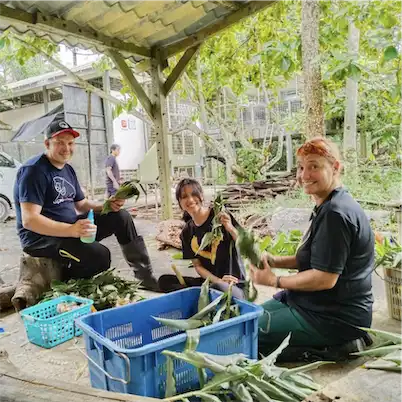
[76,345,131,384]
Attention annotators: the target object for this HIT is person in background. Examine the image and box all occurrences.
[14,118,159,291]
[105,144,121,198]
[250,137,374,361]
[158,179,245,298]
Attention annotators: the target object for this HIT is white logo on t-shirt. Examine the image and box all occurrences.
[52,176,76,204]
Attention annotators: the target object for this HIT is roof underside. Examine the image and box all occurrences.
[0,1,274,61]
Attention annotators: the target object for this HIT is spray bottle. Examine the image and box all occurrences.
[80,209,96,243]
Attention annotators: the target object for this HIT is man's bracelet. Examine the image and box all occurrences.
[275,276,282,288]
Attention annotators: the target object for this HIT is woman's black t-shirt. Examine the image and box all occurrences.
[277,187,374,342]
[180,209,245,281]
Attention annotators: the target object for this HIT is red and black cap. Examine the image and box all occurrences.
[45,117,79,139]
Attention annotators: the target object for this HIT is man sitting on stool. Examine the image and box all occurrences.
[13,117,159,291]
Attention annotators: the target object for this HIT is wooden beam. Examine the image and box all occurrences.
[151,48,173,219]
[12,35,151,124]
[107,50,153,120]
[164,45,200,96]
[0,4,151,58]
[163,1,276,58]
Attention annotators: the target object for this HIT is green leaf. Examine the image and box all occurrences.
[393,252,402,268]
[259,333,291,366]
[351,344,401,357]
[198,277,210,312]
[384,46,398,62]
[380,14,398,29]
[191,294,225,320]
[232,383,253,402]
[185,329,200,352]
[280,57,291,72]
[0,38,5,50]
[172,252,183,260]
[259,236,272,252]
[165,356,176,398]
[152,316,206,330]
[349,64,361,81]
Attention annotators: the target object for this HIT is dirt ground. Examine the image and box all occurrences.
[0,213,400,395]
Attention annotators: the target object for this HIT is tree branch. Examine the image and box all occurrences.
[11,35,151,125]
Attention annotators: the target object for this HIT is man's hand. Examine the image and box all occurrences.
[113,181,120,190]
[68,219,97,238]
[109,197,125,212]
[250,254,277,287]
[221,275,239,285]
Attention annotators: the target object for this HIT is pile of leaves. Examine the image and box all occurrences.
[162,331,328,401]
[101,180,143,215]
[153,278,240,331]
[375,236,402,271]
[41,268,144,310]
[352,327,401,373]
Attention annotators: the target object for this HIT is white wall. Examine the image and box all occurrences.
[112,111,147,170]
[0,100,63,130]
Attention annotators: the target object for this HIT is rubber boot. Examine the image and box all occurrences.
[121,236,160,291]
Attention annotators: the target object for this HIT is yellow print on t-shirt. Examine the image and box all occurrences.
[191,236,221,265]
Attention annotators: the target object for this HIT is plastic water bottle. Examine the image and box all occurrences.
[80,209,96,243]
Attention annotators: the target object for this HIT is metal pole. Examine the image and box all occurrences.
[150,48,173,219]
[87,91,95,200]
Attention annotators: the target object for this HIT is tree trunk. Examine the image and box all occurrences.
[301,0,325,138]
[343,22,360,163]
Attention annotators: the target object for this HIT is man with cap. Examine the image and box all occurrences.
[13,117,159,290]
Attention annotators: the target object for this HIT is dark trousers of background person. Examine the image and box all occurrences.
[24,210,147,281]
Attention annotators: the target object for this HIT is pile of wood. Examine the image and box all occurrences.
[222,172,297,210]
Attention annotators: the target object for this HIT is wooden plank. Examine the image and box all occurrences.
[0,350,158,402]
[107,50,154,120]
[0,4,151,58]
[163,1,276,58]
[164,45,200,96]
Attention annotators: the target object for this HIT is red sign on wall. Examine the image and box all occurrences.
[121,119,127,129]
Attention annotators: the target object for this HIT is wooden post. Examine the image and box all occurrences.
[150,48,173,219]
[102,70,114,150]
[285,131,293,171]
[87,91,95,200]
[396,208,402,244]
[42,85,49,113]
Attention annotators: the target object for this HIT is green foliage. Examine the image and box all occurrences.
[0,33,57,93]
[375,236,402,271]
[235,142,271,183]
[40,268,144,310]
[262,230,303,256]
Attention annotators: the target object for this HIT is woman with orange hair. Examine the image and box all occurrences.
[251,137,374,361]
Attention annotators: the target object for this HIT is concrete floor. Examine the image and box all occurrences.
[0,215,400,395]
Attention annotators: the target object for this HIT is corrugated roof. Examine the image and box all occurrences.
[0,1,274,61]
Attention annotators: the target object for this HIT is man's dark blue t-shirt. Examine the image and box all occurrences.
[14,153,85,250]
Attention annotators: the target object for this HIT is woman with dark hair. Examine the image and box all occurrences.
[158,178,245,297]
[250,137,374,360]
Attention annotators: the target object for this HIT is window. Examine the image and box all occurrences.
[172,131,195,155]
[173,166,195,178]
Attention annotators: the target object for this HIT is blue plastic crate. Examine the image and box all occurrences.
[20,295,93,349]
[76,287,263,398]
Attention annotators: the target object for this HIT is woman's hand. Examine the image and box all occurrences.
[250,254,277,287]
[221,275,239,285]
[218,211,234,233]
